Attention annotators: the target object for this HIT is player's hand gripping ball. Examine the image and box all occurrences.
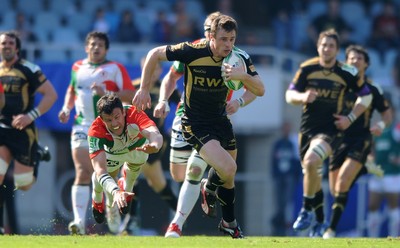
[222,51,246,90]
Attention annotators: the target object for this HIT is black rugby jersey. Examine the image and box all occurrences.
[290,57,368,134]
[166,40,257,122]
[0,59,46,126]
[343,77,389,136]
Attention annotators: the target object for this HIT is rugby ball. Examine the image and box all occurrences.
[222,51,246,90]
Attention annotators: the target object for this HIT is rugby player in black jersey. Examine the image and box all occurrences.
[132,15,264,238]
[322,45,392,238]
[285,29,372,236]
[0,31,57,234]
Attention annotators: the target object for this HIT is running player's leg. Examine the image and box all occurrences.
[367,176,383,237]
[294,135,331,232]
[169,117,192,183]
[166,150,208,237]
[384,175,400,237]
[200,140,243,238]
[324,158,362,238]
[69,126,92,234]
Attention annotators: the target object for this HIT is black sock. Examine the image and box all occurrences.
[207,168,224,193]
[217,187,235,223]
[313,190,324,223]
[303,196,314,211]
[330,192,348,231]
[159,183,178,210]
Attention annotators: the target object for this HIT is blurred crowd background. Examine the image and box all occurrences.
[2,0,400,238]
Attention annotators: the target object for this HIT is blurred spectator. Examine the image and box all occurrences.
[393,50,400,88]
[367,118,400,237]
[368,1,400,60]
[272,8,292,50]
[91,7,111,35]
[171,0,200,43]
[14,12,40,59]
[14,12,37,43]
[152,10,172,44]
[116,10,141,43]
[306,0,353,55]
[270,1,310,52]
[270,121,301,236]
[104,0,120,40]
[135,1,157,43]
[217,0,240,22]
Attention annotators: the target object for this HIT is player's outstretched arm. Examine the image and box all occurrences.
[132,46,168,111]
[154,69,182,118]
[136,126,163,154]
[370,107,393,136]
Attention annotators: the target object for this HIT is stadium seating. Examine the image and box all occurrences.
[52,28,81,45]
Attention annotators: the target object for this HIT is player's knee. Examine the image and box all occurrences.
[0,158,8,176]
[14,171,34,190]
[186,154,207,183]
[311,143,329,161]
[303,149,326,171]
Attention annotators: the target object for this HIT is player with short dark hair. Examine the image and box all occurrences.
[132,14,264,238]
[58,31,135,235]
[0,30,57,233]
[286,29,372,236]
[118,57,180,235]
[88,94,163,232]
[323,44,392,238]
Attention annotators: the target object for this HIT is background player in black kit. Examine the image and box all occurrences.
[323,45,392,238]
[285,29,372,236]
[0,31,57,234]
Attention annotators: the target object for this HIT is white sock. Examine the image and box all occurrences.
[91,172,103,203]
[367,211,381,237]
[388,208,400,237]
[171,180,201,229]
[105,190,113,208]
[124,163,141,193]
[71,185,90,226]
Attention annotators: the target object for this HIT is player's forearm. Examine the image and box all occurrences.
[159,72,178,101]
[348,94,373,121]
[37,82,58,116]
[140,46,168,91]
[62,87,75,112]
[148,132,163,151]
[238,89,257,107]
[285,90,304,105]
[378,108,393,128]
[241,74,264,96]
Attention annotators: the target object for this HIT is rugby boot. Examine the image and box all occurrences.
[200,178,217,218]
[293,209,314,231]
[165,223,182,238]
[218,220,244,239]
[309,222,329,237]
[92,199,105,224]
